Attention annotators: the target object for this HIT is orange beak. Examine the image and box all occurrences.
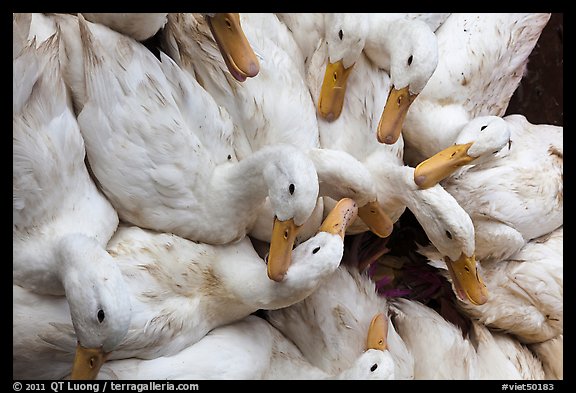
[267,217,300,282]
[357,201,394,238]
[413,142,475,189]
[70,343,109,380]
[318,198,359,239]
[318,59,355,122]
[377,86,417,144]
[366,313,388,351]
[445,253,489,306]
[206,13,259,82]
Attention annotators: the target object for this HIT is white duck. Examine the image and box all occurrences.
[389,298,546,379]
[74,15,325,281]
[419,114,562,262]
[265,261,415,379]
[13,32,130,379]
[13,198,359,380]
[95,314,393,380]
[401,13,552,166]
[423,225,563,345]
[161,12,394,241]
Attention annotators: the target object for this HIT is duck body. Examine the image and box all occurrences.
[390,298,546,379]
[75,15,319,250]
[402,13,551,165]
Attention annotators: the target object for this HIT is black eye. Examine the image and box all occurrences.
[289,184,295,195]
[445,231,453,240]
[407,55,413,66]
[370,364,378,372]
[97,309,105,323]
[338,29,343,40]
[227,154,232,160]
[480,125,487,131]
[312,246,321,254]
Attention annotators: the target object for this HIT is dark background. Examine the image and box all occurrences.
[505,13,563,126]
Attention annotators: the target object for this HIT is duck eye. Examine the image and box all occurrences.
[312,246,321,254]
[338,29,343,40]
[480,125,487,131]
[407,55,413,66]
[97,309,105,323]
[445,230,453,240]
[227,154,232,160]
[289,184,295,195]
[370,364,378,372]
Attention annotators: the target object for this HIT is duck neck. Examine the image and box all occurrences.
[209,146,286,217]
[57,234,119,294]
[363,19,395,71]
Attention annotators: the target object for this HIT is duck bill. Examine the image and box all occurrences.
[444,253,489,306]
[377,86,417,144]
[413,142,475,189]
[267,217,300,282]
[357,201,394,238]
[318,59,355,122]
[366,313,388,351]
[206,13,259,82]
[319,197,359,239]
[70,343,109,380]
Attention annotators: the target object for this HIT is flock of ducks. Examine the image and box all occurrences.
[13,12,562,380]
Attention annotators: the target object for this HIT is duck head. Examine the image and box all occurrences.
[318,13,368,122]
[376,19,438,145]
[414,116,511,189]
